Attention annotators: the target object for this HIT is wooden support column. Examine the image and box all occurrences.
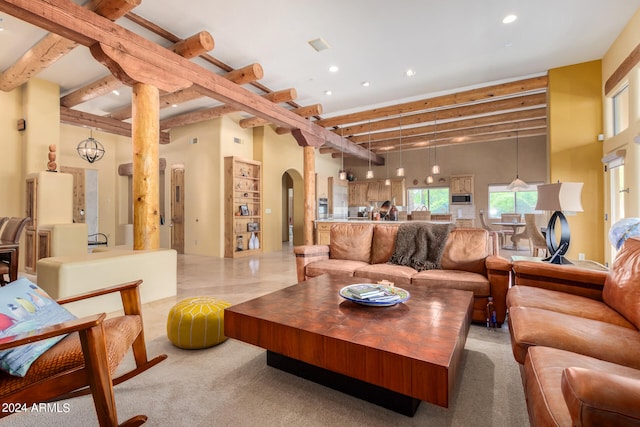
[303,146,315,245]
[292,129,325,245]
[132,83,160,250]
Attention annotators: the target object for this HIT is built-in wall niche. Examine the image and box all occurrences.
[59,166,98,235]
[118,158,166,225]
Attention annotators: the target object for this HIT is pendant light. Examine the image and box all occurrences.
[507,131,528,191]
[366,120,374,179]
[339,128,347,180]
[396,114,405,177]
[77,129,105,164]
[384,153,391,185]
[426,133,433,184]
[431,109,440,175]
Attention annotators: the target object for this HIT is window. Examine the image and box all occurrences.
[488,184,541,218]
[612,84,629,136]
[407,187,449,213]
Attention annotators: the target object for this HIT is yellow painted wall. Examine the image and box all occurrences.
[22,79,60,175]
[548,61,604,262]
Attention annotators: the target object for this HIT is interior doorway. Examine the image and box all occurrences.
[60,166,98,236]
[282,169,304,246]
[171,166,185,254]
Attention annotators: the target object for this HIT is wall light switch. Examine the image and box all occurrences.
[265,208,271,214]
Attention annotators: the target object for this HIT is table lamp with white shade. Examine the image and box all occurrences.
[535,182,584,264]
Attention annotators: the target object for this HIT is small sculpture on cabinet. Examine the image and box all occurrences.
[47,144,57,172]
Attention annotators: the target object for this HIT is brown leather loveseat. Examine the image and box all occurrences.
[507,236,640,426]
[294,222,512,326]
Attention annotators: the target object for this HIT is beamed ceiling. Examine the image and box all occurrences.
[1,0,638,164]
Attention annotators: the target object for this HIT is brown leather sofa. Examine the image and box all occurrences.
[294,222,512,326]
[507,236,640,426]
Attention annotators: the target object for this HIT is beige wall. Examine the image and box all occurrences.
[0,88,24,218]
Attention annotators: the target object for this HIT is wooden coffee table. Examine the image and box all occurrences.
[224,275,473,416]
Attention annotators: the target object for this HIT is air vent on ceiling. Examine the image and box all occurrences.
[308,38,330,52]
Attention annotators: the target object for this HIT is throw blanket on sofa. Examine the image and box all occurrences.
[389,222,455,271]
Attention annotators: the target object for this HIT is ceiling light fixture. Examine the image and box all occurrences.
[324,90,332,96]
[308,37,331,52]
[328,65,339,73]
[406,69,416,77]
[77,129,105,164]
[502,14,517,24]
[426,134,433,184]
[112,89,120,96]
[366,120,374,179]
[507,131,529,191]
[396,114,405,177]
[361,81,370,87]
[431,109,440,175]
[385,153,391,186]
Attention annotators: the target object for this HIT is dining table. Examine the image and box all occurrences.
[492,221,527,251]
[0,240,20,284]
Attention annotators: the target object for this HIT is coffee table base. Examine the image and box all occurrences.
[267,351,421,417]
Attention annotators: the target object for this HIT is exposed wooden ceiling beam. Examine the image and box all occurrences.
[0,0,140,92]
[60,106,171,144]
[239,104,323,129]
[314,75,547,128]
[159,88,297,130]
[60,30,214,108]
[0,0,381,163]
[346,108,547,144]
[107,63,264,121]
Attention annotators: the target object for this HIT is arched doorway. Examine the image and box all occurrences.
[282,168,304,246]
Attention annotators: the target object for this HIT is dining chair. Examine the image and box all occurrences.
[0,218,8,233]
[524,213,548,257]
[0,217,31,285]
[479,211,507,247]
[499,213,521,242]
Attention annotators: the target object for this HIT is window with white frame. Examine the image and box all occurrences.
[613,83,629,136]
[407,187,449,214]
[488,183,542,218]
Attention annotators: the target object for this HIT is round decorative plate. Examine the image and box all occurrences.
[339,284,410,307]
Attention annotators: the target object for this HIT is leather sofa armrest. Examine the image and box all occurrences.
[486,255,512,326]
[562,367,640,426]
[293,245,330,283]
[513,260,607,301]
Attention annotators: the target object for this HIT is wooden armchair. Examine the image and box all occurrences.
[0,217,31,285]
[0,279,167,426]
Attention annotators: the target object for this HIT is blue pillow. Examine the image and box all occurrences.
[0,278,77,377]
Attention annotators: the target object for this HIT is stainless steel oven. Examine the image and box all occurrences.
[317,197,328,219]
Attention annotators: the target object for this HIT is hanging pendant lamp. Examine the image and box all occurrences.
[366,120,374,179]
[431,109,440,175]
[77,129,105,164]
[507,131,529,191]
[396,114,405,177]
[339,128,347,180]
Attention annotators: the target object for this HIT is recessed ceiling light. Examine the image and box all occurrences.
[502,14,517,24]
[112,90,120,96]
[329,65,339,73]
[361,81,370,87]
[406,69,416,77]
[172,104,178,108]
[324,90,332,96]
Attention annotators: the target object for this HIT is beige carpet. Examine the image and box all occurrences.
[3,324,529,427]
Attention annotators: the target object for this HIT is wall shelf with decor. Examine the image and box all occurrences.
[224,156,263,258]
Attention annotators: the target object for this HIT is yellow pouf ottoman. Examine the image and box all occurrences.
[167,297,232,349]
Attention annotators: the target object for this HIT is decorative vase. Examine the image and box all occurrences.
[249,233,256,250]
[254,233,260,249]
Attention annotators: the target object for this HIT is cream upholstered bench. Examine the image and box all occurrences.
[36,248,177,317]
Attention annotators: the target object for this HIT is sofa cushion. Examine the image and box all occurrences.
[603,236,640,330]
[370,224,399,264]
[411,270,490,296]
[440,228,489,275]
[329,223,373,263]
[507,285,635,329]
[524,346,640,427]
[305,259,369,278]
[353,264,416,286]
[508,306,640,368]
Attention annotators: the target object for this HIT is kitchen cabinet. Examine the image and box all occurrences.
[224,156,263,258]
[390,179,406,206]
[348,182,368,206]
[450,175,474,195]
[366,181,379,202]
[315,222,332,245]
[348,179,405,206]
